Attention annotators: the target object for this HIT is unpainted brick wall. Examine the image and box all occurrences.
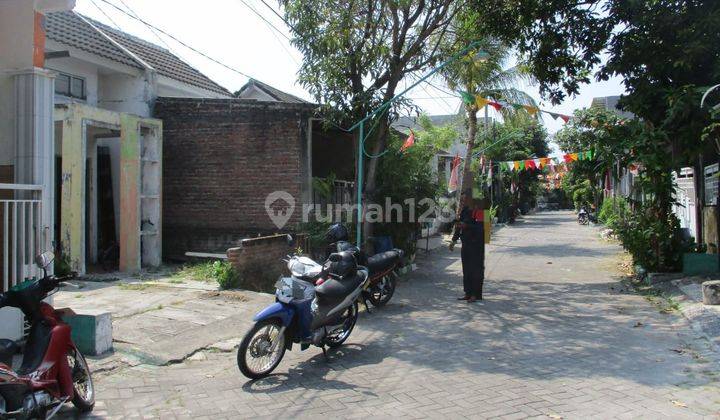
[226,233,300,292]
[154,98,313,260]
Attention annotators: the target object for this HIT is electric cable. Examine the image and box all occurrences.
[95,0,257,80]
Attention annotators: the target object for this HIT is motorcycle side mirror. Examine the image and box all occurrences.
[35,251,54,269]
[286,234,295,247]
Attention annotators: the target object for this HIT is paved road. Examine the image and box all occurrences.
[76,211,720,419]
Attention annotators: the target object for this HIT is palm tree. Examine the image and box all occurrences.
[440,36,537,199]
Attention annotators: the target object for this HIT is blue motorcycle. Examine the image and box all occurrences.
[237,251,369,379]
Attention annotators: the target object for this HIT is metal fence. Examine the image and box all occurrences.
[0,183,44,292]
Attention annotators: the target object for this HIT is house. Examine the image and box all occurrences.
[592,95,715,248]
[156,81,355,260]
[392,114,494,188]
[0,1,231,337]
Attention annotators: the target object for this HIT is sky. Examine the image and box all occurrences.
[74,0,627,137]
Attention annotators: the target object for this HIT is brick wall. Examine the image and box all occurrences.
[154,98,313,259]
[226,233,307,292]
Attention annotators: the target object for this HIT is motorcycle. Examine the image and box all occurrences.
[578,207,589,225]
[578,206,597,225]
[0,252,95,419]
[329,241,404,307]
[325,224,405,308]
[237,251,369,379]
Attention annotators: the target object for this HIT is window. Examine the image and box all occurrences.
[54,72,85,99]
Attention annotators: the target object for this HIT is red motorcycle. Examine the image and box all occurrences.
[0,252,94,419]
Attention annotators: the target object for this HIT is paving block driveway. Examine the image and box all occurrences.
[71,212,720,419]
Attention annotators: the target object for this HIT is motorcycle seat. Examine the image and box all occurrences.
[315,274,365,300]
[0,339,18,366]
[367,250,400,274]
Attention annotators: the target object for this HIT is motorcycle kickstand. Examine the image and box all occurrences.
[364,297,372,314]
[322,345,329,361]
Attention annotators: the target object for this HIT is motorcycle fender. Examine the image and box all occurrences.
[253,302,295,327]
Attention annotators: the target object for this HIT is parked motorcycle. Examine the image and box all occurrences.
[325,224,405,307]
[237,251,369,379]
[578,206,597,225]
[0,252,95,419]
[578,207,589,225]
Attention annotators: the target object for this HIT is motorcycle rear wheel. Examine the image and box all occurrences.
[238,319,286,380]
[325,302,359,348]
[68,347,95,413]
[367,275,396,307]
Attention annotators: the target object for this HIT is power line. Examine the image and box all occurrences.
[89,0,121,30]
[237,0,300,65]
[257,0,299,35]
[408,73,458,115]
[114,0,173,51]
[95,0,255,80]
[237,0,291,41]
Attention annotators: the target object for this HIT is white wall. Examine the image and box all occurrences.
[98,71,153,117]
[47,56,100,106]
[0,0,36,165]
[157,76,230,99]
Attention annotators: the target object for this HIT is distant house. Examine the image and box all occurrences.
[236,78,310,103]
[392,114,493,187]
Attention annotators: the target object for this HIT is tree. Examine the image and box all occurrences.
[282,0,460,243]
[482,115,549,218]
[437,10,536,200]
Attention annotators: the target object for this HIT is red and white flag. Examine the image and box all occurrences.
[448,154,461,193]
[400,130,415,152]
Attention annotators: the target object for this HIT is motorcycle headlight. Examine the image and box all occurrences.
[275,278,294,303]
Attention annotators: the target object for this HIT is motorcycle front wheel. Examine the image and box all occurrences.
[325,302,359,348]
[68,347,95,413]
[238,319,286,379]
[367,275,396,307]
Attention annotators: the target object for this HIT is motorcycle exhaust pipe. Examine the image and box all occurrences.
[311,322,346,346]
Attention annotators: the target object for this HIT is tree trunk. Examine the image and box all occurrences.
[361,111,391,250]
[460,103,479,201]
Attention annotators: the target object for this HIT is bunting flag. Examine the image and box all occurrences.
[489,101,503,111]
[496,150,593,173]
[456,92,573,123]
[459,91,475,105]
[476,97,490,108]
[400,130,415,152]
[523,105,539,116]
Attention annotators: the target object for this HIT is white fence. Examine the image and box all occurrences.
[0,183,44,292]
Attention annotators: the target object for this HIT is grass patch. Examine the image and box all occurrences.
[173,261,239,289]
[118,283,156,291]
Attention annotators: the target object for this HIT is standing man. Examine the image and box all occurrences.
[449,191,485,302]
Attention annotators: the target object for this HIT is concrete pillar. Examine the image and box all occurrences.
[13,68,56,255]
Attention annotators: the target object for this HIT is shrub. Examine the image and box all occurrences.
[613,206,690,272]
[598,197,631,230]
[212,261,240,289]
[174,261,240,289]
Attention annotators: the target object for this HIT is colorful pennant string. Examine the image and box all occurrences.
[497,150,594,173]
[457,91,572,123]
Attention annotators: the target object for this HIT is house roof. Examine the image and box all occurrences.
[45,11,231,96]
[235,79,310,103]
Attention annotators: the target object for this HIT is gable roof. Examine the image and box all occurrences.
[235,79,310,104]
[45,11,231,96]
